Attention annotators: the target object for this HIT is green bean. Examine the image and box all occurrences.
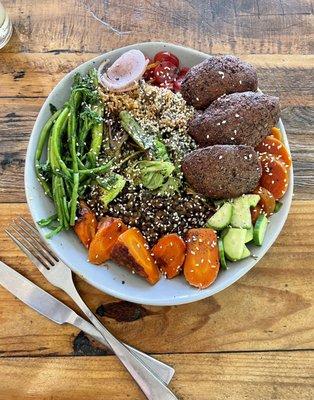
[70,172,79,226]
[77,157,86,170]
[35,109,62,162]
[51,175,65,229]
[35,109,62,197]
[50,107,71,179]
[37,214,58,227]
[45,224,63,239]
[77,159,113,176]
[68,91,81,172]
[86,103,104,168]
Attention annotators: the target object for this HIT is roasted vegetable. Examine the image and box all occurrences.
[183,228,220,289]
[251,204,263,224]
[132,160,175,190]
[97,173,126,208]
[253,186,276,216]
[256,136,292,168]
[86,103,104,168]
[152,234,186,278]
[133,160,175,190]
[88,217,127,265]
[74,201,98,248]
[259,154,289,200]
[119,111,170,160]
[270,127,282,141]
[111,228,160,285]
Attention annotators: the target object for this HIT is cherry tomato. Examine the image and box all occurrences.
[154,51,180,67]
[160,81,174,90]
[154,61,178,85]
[143,61,159,81]
[173,67,189,92]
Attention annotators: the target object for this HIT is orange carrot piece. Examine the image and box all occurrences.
[88,217,127,265]
[253,186,276,216]
[251,204,263,224]
[111,228,160,285]
[152,233,186,278]
[259,154,289,200]
[74,201,97,249]
[270,127,282,141]
[183,228,220,289]
[256,136,292,168]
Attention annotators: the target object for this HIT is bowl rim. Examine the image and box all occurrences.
[25,41,294,306]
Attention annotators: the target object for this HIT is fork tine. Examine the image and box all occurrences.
[5,229,50,272]
[7,225,53,269]
[18,217,58,263]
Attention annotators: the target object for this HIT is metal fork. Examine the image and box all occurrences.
[6,217,178,400]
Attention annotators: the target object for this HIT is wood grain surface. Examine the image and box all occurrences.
[0,0,313,399]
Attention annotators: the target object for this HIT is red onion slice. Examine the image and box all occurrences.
[98,49,148,92]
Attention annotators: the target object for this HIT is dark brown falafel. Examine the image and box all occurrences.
[182,145,262,199]
[188,91,280,148]
[181,55,258,109]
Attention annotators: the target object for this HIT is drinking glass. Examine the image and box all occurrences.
[0,2,12,50]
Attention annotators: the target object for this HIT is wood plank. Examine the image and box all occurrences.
[0,53,313,104]
[0,352,312,400]
[2,0,313,54]
[0,97,312,202]
[0,202,313,357]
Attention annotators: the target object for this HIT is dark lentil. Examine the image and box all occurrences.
[86,184,214,245]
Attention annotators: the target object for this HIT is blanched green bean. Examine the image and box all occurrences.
[35,109,62,198]
[77,159,113,176]
[70,172,79,226]
[50,107,71,179]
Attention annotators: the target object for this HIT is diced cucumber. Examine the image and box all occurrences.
[245,194,260,207]
[274,201,283,213]
[253,214,268,246]
[240,245,251,259]
[223,228,247,261]
[218,239,228,270]
[230,197,252,229]
[205,202,233,230]
[245,225,253,243]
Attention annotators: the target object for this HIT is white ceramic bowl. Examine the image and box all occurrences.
[25,42,293,306]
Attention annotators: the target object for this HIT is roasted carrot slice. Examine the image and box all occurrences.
[111,228,160,285]
[256,136,292,168]
[270,127,282,141]
[259,154,289,200]
[152,233,186,278]
[183,228,220,289]
[253,186,276,215]
[88,217,127,265]
[74,201,97,248]
[251,204,263,224]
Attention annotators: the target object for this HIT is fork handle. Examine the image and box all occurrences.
[70,313,174,385]
[68,290,179,400]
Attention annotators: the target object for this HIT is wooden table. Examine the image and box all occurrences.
[0,1,313,399]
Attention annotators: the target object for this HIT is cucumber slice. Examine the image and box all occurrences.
[274,201,283,213]
[230,197,252,229]
[245,194,260,207]
[253,214,268,246]
[205,202,233,230]
[223,228,247,261]
[240,245,251,259]
[245,225,253,243]
[218,239,228,270]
